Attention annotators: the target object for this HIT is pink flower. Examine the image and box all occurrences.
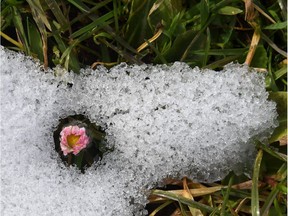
[60,125,89,156]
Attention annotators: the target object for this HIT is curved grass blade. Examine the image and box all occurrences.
[261,33,287,57]
[260,181,280,215]
[149,200,173,216]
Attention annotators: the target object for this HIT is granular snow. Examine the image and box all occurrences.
[0,47,277,215]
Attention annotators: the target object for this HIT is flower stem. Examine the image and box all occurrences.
[67,154,72,166]
[75,151,84,169]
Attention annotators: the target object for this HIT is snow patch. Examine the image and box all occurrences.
[0,47,277,215]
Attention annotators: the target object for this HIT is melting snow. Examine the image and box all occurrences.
[0,47,277,215]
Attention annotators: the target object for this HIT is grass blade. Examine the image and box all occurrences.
[264,21,287,30]
[180,14,214,61]
[151,189,218,214]
[260,183,280,215]
[0,31,23,49]
[11,6,30,54]
[261,32,287,57]
[202,27,210,67]
[26,0,51,31]
[67,0,89,13]
[256,141,287,162]
[221,175,234,215]
[45,0,69,28]
[70,11,114,38]
[26,0,50,68]
[251,149,263,216]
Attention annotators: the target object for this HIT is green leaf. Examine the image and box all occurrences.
[250,45,268,68]
[277,183,287,194]
[272,198,285,215]
[1,5,14,30]
[268,92,287,144]
[26,17,43,62]
[266,49,279,91]
[217,6,243,15]
[274,66,287,80]
[264,21,287,30]
[167,12,185,37]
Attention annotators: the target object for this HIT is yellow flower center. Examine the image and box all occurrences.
[67,134,81,148]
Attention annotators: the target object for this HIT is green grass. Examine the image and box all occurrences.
[1,0,287,215]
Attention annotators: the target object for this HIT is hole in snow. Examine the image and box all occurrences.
[53,114,108,172]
